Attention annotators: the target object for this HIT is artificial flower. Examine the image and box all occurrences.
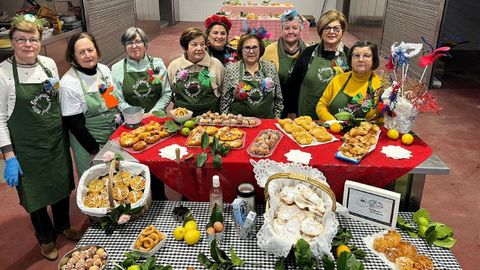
[147,67,164,84]
[117,214,131,225]
[42,78,59,97]
[260,77,274,94]
[102,151,116,163]
[204,14,232,31]
[175,69,189,82]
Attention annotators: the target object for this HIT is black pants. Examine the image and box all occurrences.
[29,196,71,244]
[150,173,167,200]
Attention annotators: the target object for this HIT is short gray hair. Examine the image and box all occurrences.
[121,27,149,47]
[281,17,303,31]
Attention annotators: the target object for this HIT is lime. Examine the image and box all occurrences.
[127,265,141,270]
[173,226,186,240]
[387,129,399,140]
[401,133,414,145]
[184,120,195,129]
[184,229,201,245]
[181,127,190,136]
[336,244,351,257]
[184,220,197,231]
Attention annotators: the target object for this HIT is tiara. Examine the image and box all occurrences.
[204,14,232,31]
[280,9,303,23]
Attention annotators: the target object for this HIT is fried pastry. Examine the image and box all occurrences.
[133,141,147,151]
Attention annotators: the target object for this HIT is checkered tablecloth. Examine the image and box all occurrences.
[77,201,461,269]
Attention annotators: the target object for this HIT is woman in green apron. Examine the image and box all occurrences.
[0,15,80,261]
[61,32,121,178]
[262,10,306,117]
[286,10,350,119]
[316,41,382,121]
[220,34,283,119]
[112,27,172,115]
[167,27,225,116]
[204,14,237,65]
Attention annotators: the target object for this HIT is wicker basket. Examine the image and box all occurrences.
[264,172,336,212]
[37,5,57,19]
[77,159,151,222]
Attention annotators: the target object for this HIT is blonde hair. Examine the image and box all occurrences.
[316,10,347,36]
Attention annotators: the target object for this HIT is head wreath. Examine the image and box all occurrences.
[11,14,47,28]
[280,9,303,24]
[204,14,232,31]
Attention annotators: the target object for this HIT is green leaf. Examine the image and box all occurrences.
[337,252,364,270]
[218,143,231,156]
[331,225,352,248]
[425,226,438,247]
[350,245,366,260]
[164,120,180,133]
[212,136,220,153]
[201,132,210,150]
[274,257,285,270]
[434,224,453,239]
[182,212,195,226]
[209,263,219,270]
[141,256,157,270]
[210,203,224,225]
[433,236,457,248]
[210,239,228,264]
[230,246,245,266]
[198,253,214,268]
[196,152,208,167]
[213,154,222,169]
[152,110,167,118]
[413,208,431,224]
[295,238,314,270]
[321,254,335,270]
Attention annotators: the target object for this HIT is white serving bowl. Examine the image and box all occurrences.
[123,106,144,128]
[169,108,193,123]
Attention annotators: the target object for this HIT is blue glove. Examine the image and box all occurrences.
[4,156,23,187]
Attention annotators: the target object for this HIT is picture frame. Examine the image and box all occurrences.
[343,180,401,229]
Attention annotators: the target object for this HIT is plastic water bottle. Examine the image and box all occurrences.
[210,175,223,211]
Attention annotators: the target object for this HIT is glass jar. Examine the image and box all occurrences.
[237,183,255,213]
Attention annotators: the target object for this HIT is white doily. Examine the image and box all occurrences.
[251,159,338,259]
[251,159,327,188]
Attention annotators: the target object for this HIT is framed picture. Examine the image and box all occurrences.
[343,180,401,229]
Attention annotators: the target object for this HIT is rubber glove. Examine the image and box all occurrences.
[4,156,23,187]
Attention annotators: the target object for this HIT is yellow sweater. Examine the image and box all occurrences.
[316,71,381,121]
[261,41,301,71]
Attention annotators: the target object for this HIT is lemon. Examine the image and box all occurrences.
[387,129,399,140]
[401,133,414,145]
[336,244,351,257]
[173,226,186,240]
[127,265,141,270]
[184,229,201,245]
[330,122,343,133]
[184,220,197,231]
[181,127,190,136]
[184,120,195,129]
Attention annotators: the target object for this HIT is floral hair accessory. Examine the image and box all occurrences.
[224,51,238,63]
[204,14,232,31]
[280,9,303,24]
[242,23,271,40]
[146,67,164,84]
[11,14,47,28]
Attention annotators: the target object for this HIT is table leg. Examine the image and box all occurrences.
[408,173,426,211]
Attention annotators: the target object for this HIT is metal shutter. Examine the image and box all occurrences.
[82,0,136,66]
[381,0,446,83]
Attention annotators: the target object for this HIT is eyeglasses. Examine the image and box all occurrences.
[322,26,342,33]
[125,40,144,48]
[242,46,259,53]
[12,37,40,45]
[352,53,373,60]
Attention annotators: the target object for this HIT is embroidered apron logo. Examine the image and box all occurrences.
[184,80,202,97]
[30,92,51,115]
[247,88,263,105]
[317,66,335,83]
[132,79,152,98]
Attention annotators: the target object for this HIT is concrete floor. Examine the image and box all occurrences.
[1,22,478,270]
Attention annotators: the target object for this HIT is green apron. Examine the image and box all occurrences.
[8,57,73,213]
[70,69,118,177]
[328,73,374,118]
[230,62,275,118]
[122,56,162,112]
[298,45,347,119]
[173,68,218,116]
[277,38,306,88]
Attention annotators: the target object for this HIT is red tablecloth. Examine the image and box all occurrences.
[228,18,310,40]
[111,118,432,203]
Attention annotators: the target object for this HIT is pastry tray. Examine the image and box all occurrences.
[246,129,283,158]
[185,129,246,150]
[113,133,175,154]
[275,123,339,148]
[335,130,381,164]
[195,116,261,128]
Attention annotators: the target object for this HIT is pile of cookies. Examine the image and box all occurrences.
[134,225,165,252]
[119,121,170,151]
[339,122,380,159]
[278,116,333,145]
[83,170,146,208]
[247,129,282,157]
[196,112,259,126]
[186,126,245,148]
[59,246,107,270]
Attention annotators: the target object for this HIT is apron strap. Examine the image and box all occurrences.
[12,57,53,85]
